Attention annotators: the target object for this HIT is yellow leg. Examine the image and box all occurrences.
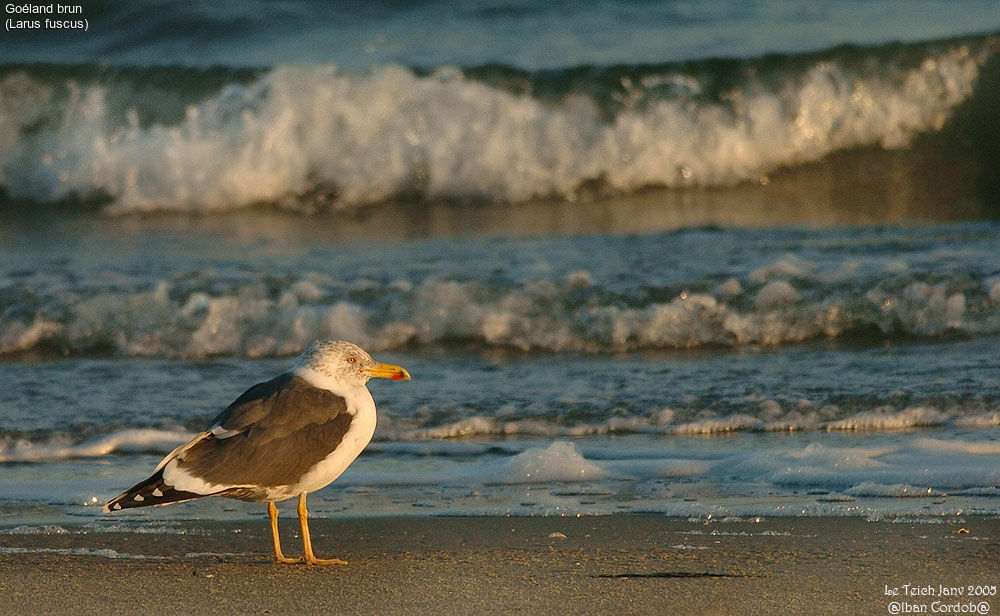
[297,492,347,566]
[268,501,299,564]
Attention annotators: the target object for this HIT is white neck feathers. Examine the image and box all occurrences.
[293,365,373,397]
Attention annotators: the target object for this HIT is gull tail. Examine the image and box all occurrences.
[103,469,203,512]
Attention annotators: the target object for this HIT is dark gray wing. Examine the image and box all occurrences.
[207,372,295,436]
[175,375,354,488]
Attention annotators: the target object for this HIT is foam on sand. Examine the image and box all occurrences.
[0,546,164,559]
[486,441,611,484]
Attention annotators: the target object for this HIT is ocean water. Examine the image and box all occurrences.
[1,1,999,527]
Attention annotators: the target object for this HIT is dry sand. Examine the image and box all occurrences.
[1,515,997,615]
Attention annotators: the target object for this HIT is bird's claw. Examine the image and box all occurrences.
[301,556,348,566]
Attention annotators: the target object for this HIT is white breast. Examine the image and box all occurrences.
[290,384,377,495]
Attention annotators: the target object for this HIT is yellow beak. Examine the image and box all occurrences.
[365,361,411,381]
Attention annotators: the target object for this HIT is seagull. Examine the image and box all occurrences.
[104,340,410,565]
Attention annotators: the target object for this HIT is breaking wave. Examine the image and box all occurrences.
[0,34,996,213]
[5,404,1000,465]
[2,254,998,358]
[0,429,192,463]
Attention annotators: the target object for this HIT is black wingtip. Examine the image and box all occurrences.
[104,469,203,512]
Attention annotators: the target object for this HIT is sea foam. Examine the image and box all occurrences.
[487,441,610,484]
[3,257,999,358]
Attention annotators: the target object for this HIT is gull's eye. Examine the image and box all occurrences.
[346,356,357,364]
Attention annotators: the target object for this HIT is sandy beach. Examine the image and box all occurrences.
[1,515,996,615]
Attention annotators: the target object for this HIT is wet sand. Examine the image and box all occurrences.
[1,515,997,615]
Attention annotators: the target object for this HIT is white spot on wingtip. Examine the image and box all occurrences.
[133,494,144,502]
[152,488,163,497]
[112,503,122,510]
